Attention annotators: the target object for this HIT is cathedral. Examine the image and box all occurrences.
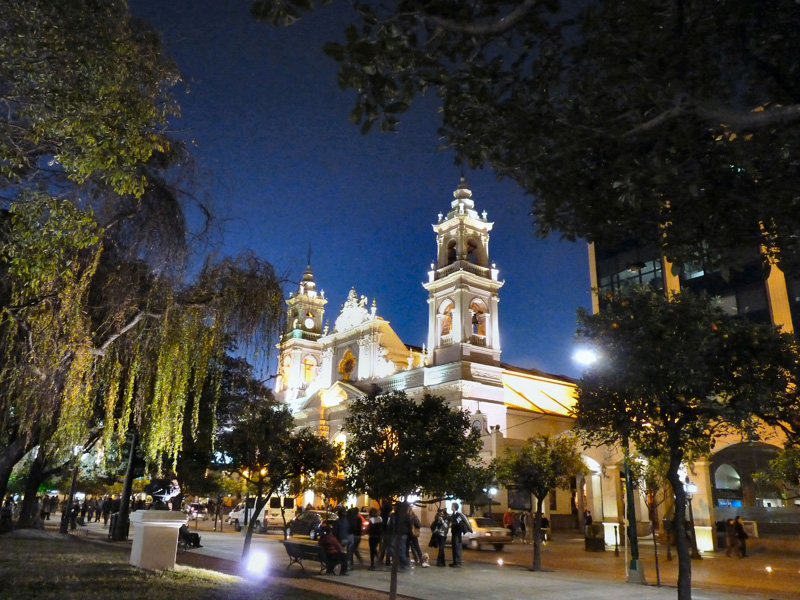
[273,177,797,554]
[273,178,605,530]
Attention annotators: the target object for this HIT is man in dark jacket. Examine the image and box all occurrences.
[448,502,472,567]
[734,516,748,557]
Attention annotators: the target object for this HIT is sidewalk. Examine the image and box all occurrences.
[59,519,799,600]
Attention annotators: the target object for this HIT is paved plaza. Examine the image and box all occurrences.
[59,518,800,600]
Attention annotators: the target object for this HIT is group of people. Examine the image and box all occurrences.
[317,501,473,575]
[77,496,114,524]
[502,508,534,543]
[724,515,749,558]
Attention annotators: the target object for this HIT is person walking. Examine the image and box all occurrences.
[102,496,112,526]
[734,516,748,557]
[431,508,449,567]
[386,502,411,571]
[347,507,364,566]
[448,502,472,567]
[724,518,739,557]
[407,509,424,565]
[367,507,383,569]
[333,506,353,566]
[502,508,515,540]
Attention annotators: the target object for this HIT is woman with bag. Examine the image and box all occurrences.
[407,509,424,565]
[430,508,449,567]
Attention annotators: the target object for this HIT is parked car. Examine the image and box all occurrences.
[462,517,512,551]
[185,503,209,521]
[286,510,335,540]
[226,496,296,533]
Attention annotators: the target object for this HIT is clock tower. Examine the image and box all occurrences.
[276,265,326,395]
[423,178,504,366]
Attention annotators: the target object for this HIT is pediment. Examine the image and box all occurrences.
[297,380,373,412]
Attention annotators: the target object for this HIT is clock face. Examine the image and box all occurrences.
[472,420,482,433]
[304,316,315,329]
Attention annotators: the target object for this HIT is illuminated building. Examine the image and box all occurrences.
[588,240,800,548]
[275,179,607,527]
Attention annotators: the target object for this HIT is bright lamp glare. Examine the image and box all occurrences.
[572,349,598,366]
[245,550,269,577]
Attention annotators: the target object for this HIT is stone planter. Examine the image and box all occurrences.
[129,510,187,570]
[584,536,606,552]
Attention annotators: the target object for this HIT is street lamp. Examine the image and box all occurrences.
[572,348,598,366]
[684,476,702,560]
[59,445,82,534]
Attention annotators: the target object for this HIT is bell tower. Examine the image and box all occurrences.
[423,178,504,366]
[276,265,326,395]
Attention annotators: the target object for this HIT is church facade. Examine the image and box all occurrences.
[274,179,617,536]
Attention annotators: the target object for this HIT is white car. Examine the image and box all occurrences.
[462,517,512,551]
[226,498,294,532]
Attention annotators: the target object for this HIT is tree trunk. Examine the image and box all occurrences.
[532,496,544,571]
[241,481,268,561]
[0,434,35,502]
[113,430,137,541]
[666,443,691,600]
[16,451,49,528]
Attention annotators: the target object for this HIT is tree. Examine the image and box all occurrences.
[342,391,482,501]
[0,0,179,197]
[312,471,348,511]
[215,396,338,560]
[343,390,481,600]
[629,454,673,579]
[493,434,585,572]
[449,462,498,517]
[252,1,800,271]
[574,286,798,600]
[754,447,800,504]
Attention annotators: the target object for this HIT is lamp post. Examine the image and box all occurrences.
[623,441,645,583]
[486,487,497,519]
[684,476,702,560]
[59,445,82,534]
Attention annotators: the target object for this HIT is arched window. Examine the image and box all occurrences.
[446,240,457,265]
[439,300,454,335]
[469,299,487,336]
[301,356,316,383]
[715,464,742,490]
[281,356,291,381]
[467,239,479,264]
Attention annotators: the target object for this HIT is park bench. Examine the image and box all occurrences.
[281,540,339,574]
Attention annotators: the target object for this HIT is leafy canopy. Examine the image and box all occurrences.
[342,390,482,501]
[574,287,798,459]
[252,0,800,271]
[0,0,179,197]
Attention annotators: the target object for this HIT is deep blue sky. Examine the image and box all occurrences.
[130,0,592,379]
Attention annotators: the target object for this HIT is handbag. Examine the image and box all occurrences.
[412,523,421,538]
[429,534,439,548]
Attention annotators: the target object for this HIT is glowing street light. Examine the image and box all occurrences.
[572,348,598,366]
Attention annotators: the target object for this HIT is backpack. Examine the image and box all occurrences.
[451,513,466,535]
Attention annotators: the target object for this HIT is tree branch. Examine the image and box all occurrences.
[426,0,543,36]
[622,102,800,138]
[91,310,161,357]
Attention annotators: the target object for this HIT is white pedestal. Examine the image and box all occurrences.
[129,510,187,570]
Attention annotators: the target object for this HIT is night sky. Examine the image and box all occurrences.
[129,0,592,379]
